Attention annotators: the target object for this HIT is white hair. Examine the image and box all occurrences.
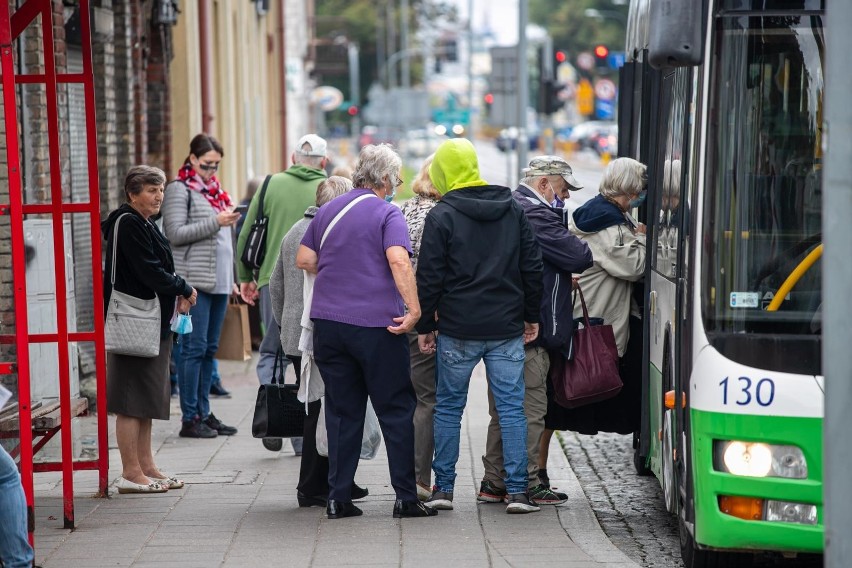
[599,157,647,199]
[352,144,402,190]
[316,176,353,206]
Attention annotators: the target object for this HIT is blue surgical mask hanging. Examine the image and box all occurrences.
[171,312,193,335]
[384,190,395,203]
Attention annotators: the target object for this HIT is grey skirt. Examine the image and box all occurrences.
[106,337,173,420]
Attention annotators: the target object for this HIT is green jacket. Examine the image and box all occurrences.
[237,165,327,287]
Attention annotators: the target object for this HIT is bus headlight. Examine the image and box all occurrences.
[714,441,807,479]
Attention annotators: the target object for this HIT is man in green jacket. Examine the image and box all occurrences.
[238,134,328,452]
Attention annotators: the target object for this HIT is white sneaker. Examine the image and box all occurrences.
[416,482,432,501]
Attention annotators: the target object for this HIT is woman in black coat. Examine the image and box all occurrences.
[102,165,197,494]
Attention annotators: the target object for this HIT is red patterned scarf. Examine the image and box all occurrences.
[177,163,233,212]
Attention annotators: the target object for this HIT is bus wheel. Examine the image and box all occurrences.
[679,515,754,568]
[632,431,652,476]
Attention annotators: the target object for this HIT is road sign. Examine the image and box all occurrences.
[576,79,594,116]
[594,78,617,101]
[608,52,626,69]
[577,52,595,71]
[311,86,344,112]
[596,99,615,120]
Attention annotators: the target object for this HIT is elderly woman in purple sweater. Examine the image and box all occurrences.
[296,144,437,520]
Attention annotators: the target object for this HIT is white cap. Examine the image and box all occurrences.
[295,134,328,157]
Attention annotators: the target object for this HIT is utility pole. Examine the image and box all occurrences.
[467,0,474,126]
[348,42,361,139]
[400,0,411,89]
[541,34,554,155]
[515,0,528,180]
[824,1,852,565]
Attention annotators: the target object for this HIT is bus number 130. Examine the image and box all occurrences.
[719,376,776,407]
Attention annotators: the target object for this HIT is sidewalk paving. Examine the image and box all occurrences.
[32,356,637,568]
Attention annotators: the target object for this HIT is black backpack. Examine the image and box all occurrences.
[240,175,272,270]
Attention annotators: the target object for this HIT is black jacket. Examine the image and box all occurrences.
[415,185,543,340]
[512,185,593,350]
[102,204,193,340]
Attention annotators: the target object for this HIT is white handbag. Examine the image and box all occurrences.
[104,213,162,358]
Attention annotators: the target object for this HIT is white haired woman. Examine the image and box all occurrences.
[549,157,647,436]
[296,144,437,520]
[399,155,441,500]
[269,176,368,508]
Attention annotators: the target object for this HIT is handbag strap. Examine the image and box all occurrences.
[110,213,132,286]
[255,174,273,222]
[271,348,299,387]
[573,281,593,328]
[319,193,377,249]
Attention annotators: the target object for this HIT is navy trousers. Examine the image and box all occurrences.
[313,319,417,503]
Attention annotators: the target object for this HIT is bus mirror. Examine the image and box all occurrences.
[648,0,704,69]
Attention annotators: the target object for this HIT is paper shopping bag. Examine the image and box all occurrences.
[216,301,252,361]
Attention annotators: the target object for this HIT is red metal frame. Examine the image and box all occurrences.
[0,0,107,545]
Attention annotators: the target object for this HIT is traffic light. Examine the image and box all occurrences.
[484,93,494,105]
[543,79,566,115]
[594,45,609,69]
[347,105,359,116]
[555,50,567,64]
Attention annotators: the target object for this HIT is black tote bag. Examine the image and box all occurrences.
[251,349,305,438]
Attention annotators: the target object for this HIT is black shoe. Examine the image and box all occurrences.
[477,479,507,503]
[262,438,283,452]
[203,413,238,436]
[179,419,218,439]
[297,492,327,508]
[209,382,232,398]
[327,500,363,519]
[352,483,369,501]
[393,499,439,518]
[506,492,541,514]
[529,483,568,505]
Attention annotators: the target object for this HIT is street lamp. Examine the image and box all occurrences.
[583,8,628,26]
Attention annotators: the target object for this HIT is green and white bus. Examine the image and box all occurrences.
[619,1,824,565]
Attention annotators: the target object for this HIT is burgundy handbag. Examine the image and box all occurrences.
[549,283,622,409]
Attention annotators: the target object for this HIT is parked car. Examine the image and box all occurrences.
[398,128,446,158]
[567,121,617,155]
[496,127,541,152]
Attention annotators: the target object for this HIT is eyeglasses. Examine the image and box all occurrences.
[198,162,220,172]
[392,176,404,188]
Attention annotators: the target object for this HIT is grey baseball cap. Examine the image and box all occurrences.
[523,155,582,190]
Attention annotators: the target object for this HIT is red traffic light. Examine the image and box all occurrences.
[594,45,609,58]
[347,105,359,116]
[484,93,494,105]
[555,50,567,63]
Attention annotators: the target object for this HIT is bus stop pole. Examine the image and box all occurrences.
[823,2,852,564]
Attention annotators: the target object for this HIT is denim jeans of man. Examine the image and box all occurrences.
[432,334,528,495]
[0,446,34,568]
[179,291,228,423]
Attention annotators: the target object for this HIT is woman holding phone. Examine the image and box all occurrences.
[161,133,240,439]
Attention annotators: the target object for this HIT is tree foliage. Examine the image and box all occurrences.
[528,0,628,60]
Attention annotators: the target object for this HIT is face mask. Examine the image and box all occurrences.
[629,190,647,209]
[384,191,395,203]
[170,313,193,335]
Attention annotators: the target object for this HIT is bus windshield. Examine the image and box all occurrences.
[703,14,824,337]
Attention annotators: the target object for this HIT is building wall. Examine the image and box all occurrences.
[170,0,311,200]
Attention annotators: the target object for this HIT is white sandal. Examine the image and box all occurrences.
[150,475,184,489]
[115,477,168,494]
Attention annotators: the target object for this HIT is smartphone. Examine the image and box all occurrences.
[233,204,248,214]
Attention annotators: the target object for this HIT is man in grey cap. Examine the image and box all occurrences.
[477,155,593,506]
[237,134,329,454]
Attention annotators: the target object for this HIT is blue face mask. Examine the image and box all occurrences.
[629,190,647,209]
[384,191,395,203]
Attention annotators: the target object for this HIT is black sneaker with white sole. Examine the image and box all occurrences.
[477,479,507,503]
[425,489,454,510]
[529,483,568,505]
[506,492,541,514]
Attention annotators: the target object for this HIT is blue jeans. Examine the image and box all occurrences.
[0,446,34,567]
[432,334,528,494]
[179,291,228,423]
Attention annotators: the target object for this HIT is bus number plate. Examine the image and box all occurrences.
[719,376,775,407]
